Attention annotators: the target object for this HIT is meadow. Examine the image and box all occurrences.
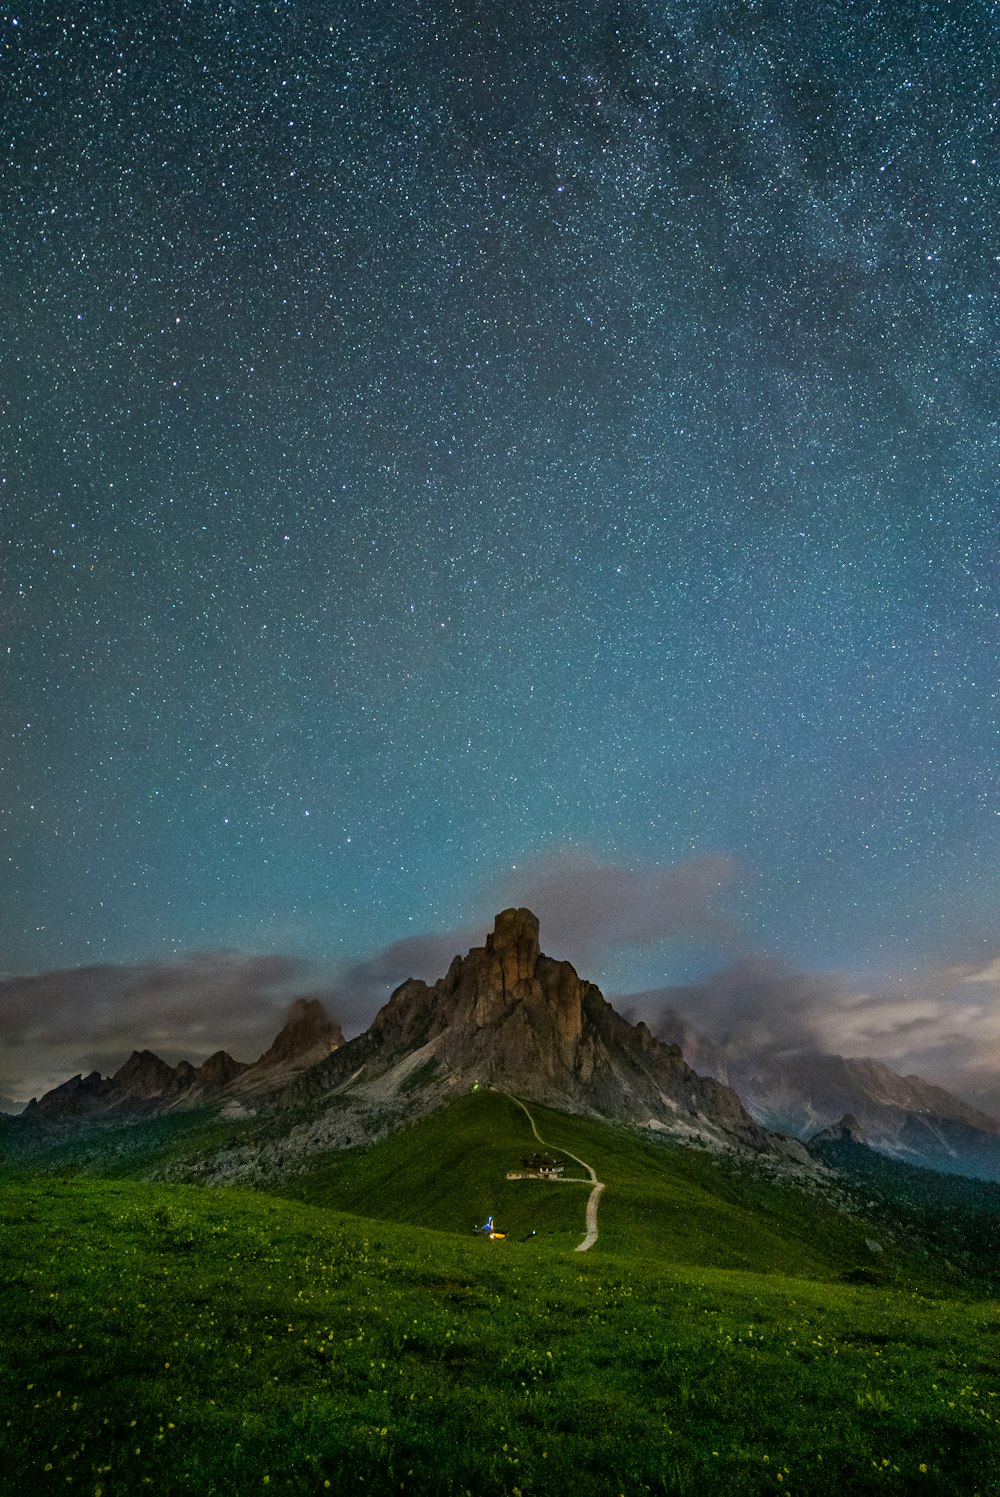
[2,1092,998,1495]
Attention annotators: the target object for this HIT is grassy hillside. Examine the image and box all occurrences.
[3,1093,1000,1495]
[284,1091,934,1283]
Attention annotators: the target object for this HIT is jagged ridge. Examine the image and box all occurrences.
[289,908,774,1151]
[22,997,344,1119]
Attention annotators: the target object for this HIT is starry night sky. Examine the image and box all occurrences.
[1,1,997,1099]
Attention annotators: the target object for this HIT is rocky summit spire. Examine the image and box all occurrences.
[484,907,541,989]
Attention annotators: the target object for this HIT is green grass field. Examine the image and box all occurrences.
[2,1092,999,1495]
[284,1093,900,1278]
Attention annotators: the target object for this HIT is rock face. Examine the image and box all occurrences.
[253,998,344,1069]
[223,997,345,1100]
[20,995,343,1121]
[23,1070,120,1120]
[113,1049,178,1100]
[650,1017,1000,1183]
[290,909,772,1150]
[811,1113,867,1145]
[24,1047,250,1119]
[197,1050,247,1088]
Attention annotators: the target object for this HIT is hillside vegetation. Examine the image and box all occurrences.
[286,1092,884,1279]
[3,1093,1000,1495]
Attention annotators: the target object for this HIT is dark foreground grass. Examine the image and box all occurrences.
[2,1169,999,1497]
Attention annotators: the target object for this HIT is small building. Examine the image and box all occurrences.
[523,1152,564,1177]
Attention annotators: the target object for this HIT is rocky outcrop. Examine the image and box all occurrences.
[811,1112,867,1145]
[253,998,344,1069]
[23,1046,249,1119]
[220,997,344,1100]
[23,1070,120,1120]
[113,1049,178,1099]
[197,1050,247,1088]
[288,909,773,1151]
[174,1050,249,1105]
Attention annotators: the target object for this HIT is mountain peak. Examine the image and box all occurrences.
[112,1049,177,1099]
[291,910,772,1152]
[254,997,344,1070]
[196,1050,246,1087]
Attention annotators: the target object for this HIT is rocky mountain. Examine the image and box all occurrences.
[14,915,799,1166]
[20,997,343,1121]
[20,1069,122,1121]
[112,1048,183,1100]
[286,908,784,1155]
[250,998,343,1071]
[22,1046,250,1120]
[222,997,345,1100]
[733,1052,999,1141]
[811,1113,867,1145]
[649,1012,1000,1182]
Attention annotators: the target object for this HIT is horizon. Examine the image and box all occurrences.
[5,896,1000,1116]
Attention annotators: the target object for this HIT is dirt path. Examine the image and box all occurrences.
[503,1093,605,1252]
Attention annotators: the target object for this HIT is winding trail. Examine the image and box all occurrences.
[503,1093,605,1252]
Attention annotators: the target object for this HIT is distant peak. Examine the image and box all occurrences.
[112,1049,177,1099]
[255,996,344,1069]
[196,1050,246,1086]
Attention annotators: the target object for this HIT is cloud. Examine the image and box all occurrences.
[0,951,309,1107]
[0,951,305,1050]
[330,928,480,1028]
[492,848,747,964]
[320,851,748,1028]
[621,948,1000,1104]
[951,957,1000,985]
[622,956,849,1057]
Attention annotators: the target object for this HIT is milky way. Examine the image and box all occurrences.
[2,1,995,1014]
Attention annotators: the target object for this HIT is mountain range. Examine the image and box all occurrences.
[652,1007,1000,1182]
[10,908,1000,1183]
[20,997,342,1120]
